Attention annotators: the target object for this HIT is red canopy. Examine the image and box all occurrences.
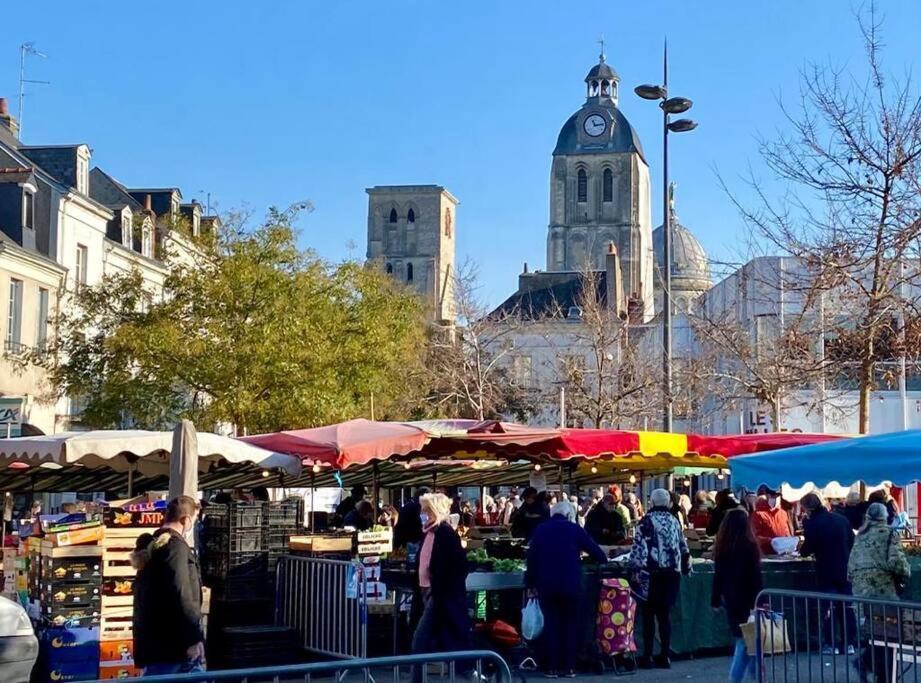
[686,432,845,458]
[239,419,428,470]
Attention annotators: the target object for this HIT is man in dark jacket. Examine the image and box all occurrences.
[800,493,857,654]
[394,487,428,549]
[584,494,626,545]
[526,501,607,677]
[134,496,204,675]
[334,485,366,525]
[510,487,549,540]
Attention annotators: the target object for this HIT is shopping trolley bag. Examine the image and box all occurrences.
[596,577,637,656]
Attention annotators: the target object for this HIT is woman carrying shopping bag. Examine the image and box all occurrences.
[711,508,763,683]
[526,500,607,678]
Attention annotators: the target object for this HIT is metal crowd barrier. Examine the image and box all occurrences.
[756,588,921,683]
[97,650,513,683]
[275,555,368,659]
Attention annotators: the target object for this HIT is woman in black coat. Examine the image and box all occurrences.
[412,493,471,681]
[711,508,763,683]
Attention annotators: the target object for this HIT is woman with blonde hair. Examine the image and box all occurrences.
[412,493,471,681]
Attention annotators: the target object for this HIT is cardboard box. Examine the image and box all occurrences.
[41,582,101,606]
[43,604,101,627]
[41,544,103,559]
[44,658,99,681]
[102,577,134,597]
[44,526,105,548]
[41,626,100,662]
[98,661,140,679]
[99,639,133,662]
[104,507,164,529]
[43,556,103,581]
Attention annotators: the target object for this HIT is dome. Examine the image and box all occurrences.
[652,222,712,291]
[552,107,646,160]
[585,61,619,83]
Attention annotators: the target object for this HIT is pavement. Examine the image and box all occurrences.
[517,657,729,682]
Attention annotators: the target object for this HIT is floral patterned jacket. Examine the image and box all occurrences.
[847,520,910,599]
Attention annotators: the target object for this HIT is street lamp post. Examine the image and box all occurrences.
[635,41,698,433]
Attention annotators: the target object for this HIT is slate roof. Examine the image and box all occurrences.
[489,271,608,321]
[553,106,646,161]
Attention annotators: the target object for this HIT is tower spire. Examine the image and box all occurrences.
[597,35,606,63]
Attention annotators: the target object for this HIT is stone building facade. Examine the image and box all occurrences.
[366,185,457,323]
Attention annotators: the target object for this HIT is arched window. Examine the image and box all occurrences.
[407,208,415,223]
[389,208,398,223]
[577,169,587,203]
[603,168,613,202]
[385,262,393,274]
[406,263,414,282]
[601,80,610,96]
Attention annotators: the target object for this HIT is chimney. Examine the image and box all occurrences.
[144,194,152,212]
[605,242,626,319]
[523,262,528,274]
[0,98,19,138]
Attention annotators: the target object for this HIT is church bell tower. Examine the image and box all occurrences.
[546,49,654,321]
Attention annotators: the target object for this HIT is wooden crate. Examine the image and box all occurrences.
[102,549,135,578]
[101,615,133,642]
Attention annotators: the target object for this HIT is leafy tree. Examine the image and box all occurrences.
[34,206,426,434]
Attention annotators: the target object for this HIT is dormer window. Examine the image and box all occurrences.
[122,213,132,247]
[142,226,152,257]
[22,190,34,231]
[75,147,90,195]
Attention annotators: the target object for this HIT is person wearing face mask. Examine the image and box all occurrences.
[750,486,794,556]
[134,495,205,676]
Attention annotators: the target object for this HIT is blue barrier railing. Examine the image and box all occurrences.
[94,649,513,683]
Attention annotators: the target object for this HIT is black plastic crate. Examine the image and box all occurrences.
[203,550,268,582]
[205,528,263,553]
[205,502,264,530]
[263,500,301,526]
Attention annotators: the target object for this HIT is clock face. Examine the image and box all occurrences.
[583,113,607,137]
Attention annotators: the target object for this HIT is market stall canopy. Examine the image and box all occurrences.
[239,419,429,470]
[0,430,301,476]
[686,432,844,458]
[730,430,917,492]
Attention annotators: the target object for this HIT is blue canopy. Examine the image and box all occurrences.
[730,429,921,491]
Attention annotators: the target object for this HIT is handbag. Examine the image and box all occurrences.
[740,610,791,656]
[629,517,659,601]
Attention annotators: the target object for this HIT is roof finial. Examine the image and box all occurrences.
[597,35,606,63]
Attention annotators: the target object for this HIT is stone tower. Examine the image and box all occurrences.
[366,185,458,323]
[546,50,654,321]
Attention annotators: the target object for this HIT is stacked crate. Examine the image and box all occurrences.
[37,544,103,682]
[97,507,164,679]
[202,502,268,599]
[263,499,301,573]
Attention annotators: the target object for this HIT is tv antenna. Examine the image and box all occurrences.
[18,42,50,137]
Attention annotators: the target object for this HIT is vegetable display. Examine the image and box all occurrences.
[466,548,524,573]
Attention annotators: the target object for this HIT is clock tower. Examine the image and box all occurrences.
[546,50,654,321]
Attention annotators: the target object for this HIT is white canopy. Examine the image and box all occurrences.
[0,430,302,476]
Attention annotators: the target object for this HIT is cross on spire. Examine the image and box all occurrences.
[598,35,606,63]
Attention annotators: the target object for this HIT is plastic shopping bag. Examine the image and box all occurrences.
[521,598,544,641]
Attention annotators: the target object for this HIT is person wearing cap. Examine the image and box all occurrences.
[799,493,857,655]
[526,500,607,678]
[750,486,794,555]
[629,488,691,669]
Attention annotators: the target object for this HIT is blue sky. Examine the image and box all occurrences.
[2,1,919,305]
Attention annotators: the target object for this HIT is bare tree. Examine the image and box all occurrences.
[541,268,660,429]
[726,4,921,432]
[421,261,535,421]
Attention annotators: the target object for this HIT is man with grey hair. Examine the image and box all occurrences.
[526,497,607,677]
[629,488,690,669]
